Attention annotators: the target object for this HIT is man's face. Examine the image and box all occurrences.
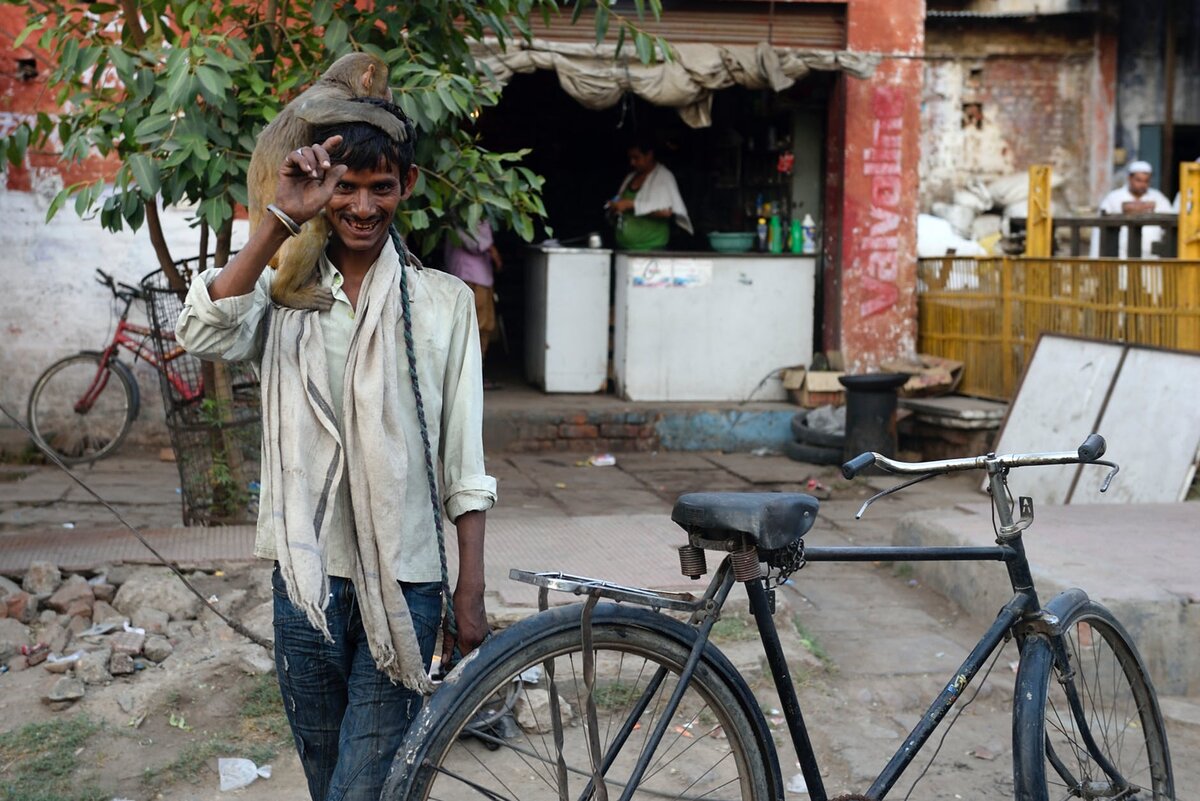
[1128,171,1151,197]
[325,160,418,254]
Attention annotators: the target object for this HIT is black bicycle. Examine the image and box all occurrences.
[385,434,1174,801]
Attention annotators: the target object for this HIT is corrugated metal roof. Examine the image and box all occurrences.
[534,3,846,49]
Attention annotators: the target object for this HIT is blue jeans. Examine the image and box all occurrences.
[272,563,441,801]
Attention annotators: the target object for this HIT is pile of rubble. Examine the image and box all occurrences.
[0,561,214,707]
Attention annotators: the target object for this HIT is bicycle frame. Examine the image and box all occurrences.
[80,293,200,413]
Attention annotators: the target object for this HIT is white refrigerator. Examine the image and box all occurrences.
[524,246,613,393]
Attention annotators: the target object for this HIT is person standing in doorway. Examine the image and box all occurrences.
[444,219,503,388]
[606,134,692,251]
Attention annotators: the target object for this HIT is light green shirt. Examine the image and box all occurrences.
[175,250,497,581]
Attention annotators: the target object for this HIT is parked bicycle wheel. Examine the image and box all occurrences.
[27,351,139,465]
[385,603,778,801]
[1014,598,1174,801]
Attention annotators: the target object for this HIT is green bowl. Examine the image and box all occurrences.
[708,231,756,253]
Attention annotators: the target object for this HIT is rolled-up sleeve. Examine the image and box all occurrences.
[175,268,272,363]
[439,282,497,520]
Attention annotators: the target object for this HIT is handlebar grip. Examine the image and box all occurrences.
[841,452,876,480]
[1078,434,1106,462]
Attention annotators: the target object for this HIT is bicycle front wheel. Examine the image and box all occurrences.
[27,352,138,464]
[1014,597,1174,800]
[387,602,778,801]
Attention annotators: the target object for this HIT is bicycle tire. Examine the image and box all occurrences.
[1013,592,1174,801]
[385,602,780,801]
[26,351,139,465]
[790,411,845,449]
[782,439,842,466]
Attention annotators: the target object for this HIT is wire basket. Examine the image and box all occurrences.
[142,262,262,526]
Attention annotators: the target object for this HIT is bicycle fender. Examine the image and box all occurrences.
[103,357,142,419]
[392,602,785,800]
[1012,633,1053,800]
[1040,587,1091,624]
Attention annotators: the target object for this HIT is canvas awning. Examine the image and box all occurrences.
[473,38,880,128]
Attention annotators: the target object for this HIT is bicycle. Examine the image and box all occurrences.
[384,434,1174,801]
[26,269,201,464]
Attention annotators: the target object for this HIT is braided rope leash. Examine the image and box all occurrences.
[391,227,458,640]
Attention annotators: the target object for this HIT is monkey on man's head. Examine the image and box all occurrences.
[247,52,394,311]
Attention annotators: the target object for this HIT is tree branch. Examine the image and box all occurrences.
[144,200,184,290]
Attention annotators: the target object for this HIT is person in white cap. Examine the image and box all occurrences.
[1090,160,1173,257]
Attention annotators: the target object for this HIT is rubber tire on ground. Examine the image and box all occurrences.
[783,438,843,466]
[384,602,779,801]
[1012,596,1174,801]
[790,410,845,449]
[26,351,139,465]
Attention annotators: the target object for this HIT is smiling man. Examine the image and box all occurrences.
[175,97,495,801]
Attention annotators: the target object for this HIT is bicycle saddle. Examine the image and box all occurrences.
[671,492,819,551]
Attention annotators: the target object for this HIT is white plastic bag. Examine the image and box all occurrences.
[218,757,272,791]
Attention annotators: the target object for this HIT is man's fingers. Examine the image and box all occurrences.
[320,134,343,154]
[311,142,333,169]
[320,163,349,189]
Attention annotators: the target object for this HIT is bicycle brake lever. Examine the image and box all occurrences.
[1093,460,1119,493]
[855,472,938,519]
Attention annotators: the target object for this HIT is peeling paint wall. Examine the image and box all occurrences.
[921,19,1099,212]
[0,177,248,441]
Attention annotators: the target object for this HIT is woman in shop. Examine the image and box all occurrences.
[606,135,693,250]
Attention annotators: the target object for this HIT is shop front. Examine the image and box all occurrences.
[462,1,922,399]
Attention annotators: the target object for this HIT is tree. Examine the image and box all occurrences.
[1,0,668,287]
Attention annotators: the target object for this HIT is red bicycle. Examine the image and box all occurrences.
[26,269,202,464]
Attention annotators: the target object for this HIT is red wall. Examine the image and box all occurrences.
[824,0,924,372]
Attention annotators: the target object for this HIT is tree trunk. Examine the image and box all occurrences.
[144,200,186,291]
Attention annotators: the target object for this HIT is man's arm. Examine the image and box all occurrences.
[447,509,488,659]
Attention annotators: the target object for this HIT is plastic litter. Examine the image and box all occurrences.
[750,447,775,457]
[587,453,616,467]
[218,757,272,791]
[123,621,145,636]
[62,522,75,529]
[47,650,86,664]
[786,772,809,794]
[78,622,120,638]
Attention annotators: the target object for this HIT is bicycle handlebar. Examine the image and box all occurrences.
[95,269,144,300]
[841,434,1110,480]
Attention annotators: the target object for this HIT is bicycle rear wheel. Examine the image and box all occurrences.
[27,352,139,464]
[1014,598,1174,800]
[386,603,778,801]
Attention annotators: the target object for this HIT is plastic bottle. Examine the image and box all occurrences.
[801,214,817,255]
[789,218,803,254]
[756,217,769,252]
[768,214,783,254]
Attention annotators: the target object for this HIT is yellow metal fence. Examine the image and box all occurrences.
[917,257,1200,400]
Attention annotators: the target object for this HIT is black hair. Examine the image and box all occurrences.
[313,97,417,175]
[626,132,657,156]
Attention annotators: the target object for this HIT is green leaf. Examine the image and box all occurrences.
[13,21,39,49]
[594,3,610,44]
[313,0,335,27]
[128,154,162,197]
[166,65,193,105]
[634,31,652,64]
[46,187,71,222]
[408,208,430,230]
[324,18,349,49]
[196,65,227,98]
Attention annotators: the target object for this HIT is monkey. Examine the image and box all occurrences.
[247,52,394,311]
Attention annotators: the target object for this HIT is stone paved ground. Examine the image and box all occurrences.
[0,445,1196,799]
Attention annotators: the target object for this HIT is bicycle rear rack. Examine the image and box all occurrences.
[509,569,701,613]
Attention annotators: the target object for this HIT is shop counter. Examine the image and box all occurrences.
[613,251,816,401]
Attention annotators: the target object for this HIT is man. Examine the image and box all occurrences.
[606,135,692,251]
[176,98,495,801]
[444,218,502,387]
[1090,160,1173,257]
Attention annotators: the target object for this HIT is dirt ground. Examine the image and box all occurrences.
[1,558,1195,801]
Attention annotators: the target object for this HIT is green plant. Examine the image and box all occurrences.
[2,0,668,278]
[0,715,107,801]
[710,615,758,643]
[792,615,832,668]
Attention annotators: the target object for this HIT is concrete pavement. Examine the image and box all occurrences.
[1,445,1197,720]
